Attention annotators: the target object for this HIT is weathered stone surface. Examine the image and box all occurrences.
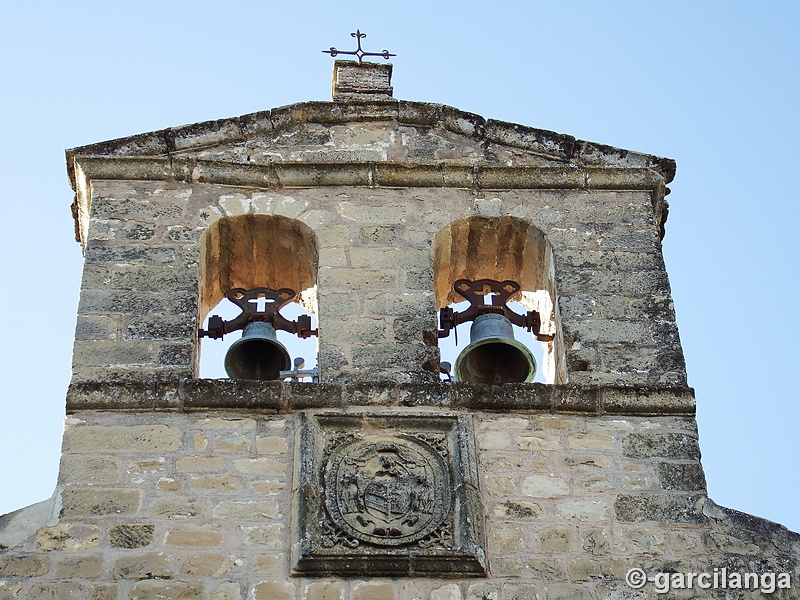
[59,455,121,485]
[352,582,395,600]
[109,523,154,548]
[26,583,85,600]
[165,523,222,547]
[129,580,203,600]
[305,581,345,600]
[55,554,104,579]
[180,554,237,577]
[253,580,295,600]
[0,554,51,576]
[212,500,279,519]
[211,582,242,600]
[614,494,706,523]
[112,552,171,579]
[622,433,700,460]
[62,425,181,453]
[655,461,706,491]
[60,489,141,517]
[36,523,102,552]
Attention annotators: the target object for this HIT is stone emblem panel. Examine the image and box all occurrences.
[293,413,486,577]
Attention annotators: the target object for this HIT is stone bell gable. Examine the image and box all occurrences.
[0,60,797,599]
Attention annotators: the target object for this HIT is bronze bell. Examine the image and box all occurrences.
[224,321,292,380]
[454,313,536,384]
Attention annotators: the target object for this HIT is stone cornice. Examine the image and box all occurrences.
[66,379,696,416]
[66,100,676,189]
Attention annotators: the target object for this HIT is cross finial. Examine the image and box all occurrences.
[322,29,396,65]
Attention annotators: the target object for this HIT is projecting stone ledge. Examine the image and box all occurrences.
[65,378,695,414]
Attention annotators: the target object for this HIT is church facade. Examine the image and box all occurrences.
[0,60,797,599]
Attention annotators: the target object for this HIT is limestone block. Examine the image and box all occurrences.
[129,580,203,600]
[197,417,256,430]
[62,425,181,453]
[582,528,610,556]
[614,494,705,524]
[0,554,51,577]
[467,583,499,600]
[176,456,226,473]
[232,458,286,476]
[305,581,345,600]
[318,267,398,290]
[516,433,561,451]
[521,474,569,498]
[87,584,117,600]
[212,500,279,519]
[242,524,284,548]
[35,523,100,553]
[491,500,543,520]
[543,583,593,600]
[488,525,525,554]
[55,555,104,579]
[214,434,251,454]
[149,498,206,518]
[352,582,396,600]
[537,525,575,553]
[253,580,295,600]
[251,480,285,495]
[501,583,544,600]
[524,558,566,580]
[0,580,22,600]
[555,499,608,521]
[112,552,171,579]
[26,583,84,600]
[567,432,615,451]
[211,582,242,600]
[622,433,700,460]
[190,475,240,492]
[349,248,430,270]
[256,436,288,454]
[59,456,121,485]
[165,523,222,547]
[654,462,706,491]
[485,476,517,496]
[556,453,613,470]
[59,489,141,518]
[109,523,154,548]
[430,584,462,600]
[252,553,284,575]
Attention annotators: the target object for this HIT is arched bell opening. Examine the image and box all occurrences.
[197,214,319,381]
[432,216,563,384]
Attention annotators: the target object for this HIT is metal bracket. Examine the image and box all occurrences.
[199,287,318,340]
[438,279,554,342]
[322,29,396,64]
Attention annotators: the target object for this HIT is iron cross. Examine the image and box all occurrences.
[322,30,396,64]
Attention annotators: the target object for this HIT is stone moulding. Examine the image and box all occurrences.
[291,412,486,577]
[65,379,696,415]
[65,98,675,247]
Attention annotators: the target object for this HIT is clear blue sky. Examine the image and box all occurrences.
[0,1,797,533]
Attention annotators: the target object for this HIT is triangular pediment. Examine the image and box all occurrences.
[66,100,675,190]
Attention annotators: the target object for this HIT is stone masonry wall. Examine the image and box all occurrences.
[1,388,798,599]
[74,181,684,387]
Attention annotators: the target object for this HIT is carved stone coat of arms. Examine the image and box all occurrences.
[293,413,486,576]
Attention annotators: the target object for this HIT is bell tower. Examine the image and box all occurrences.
[0,51,797,599]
